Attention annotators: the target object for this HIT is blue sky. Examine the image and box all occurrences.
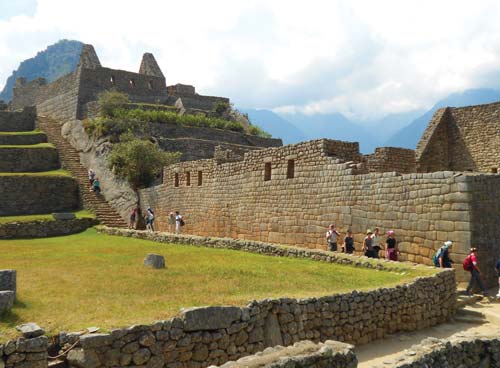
[1,0,500,120]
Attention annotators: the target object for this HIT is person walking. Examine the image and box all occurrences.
[88,169,95,188]
[385,230,399,261]
[92,177,101,194]
[342,229,355,254]
[371,227,382,258]
[464,247,486,296]
[129,207,137,229]
[175,211,184,234]
[146,208,155,231]
[325,224,340,252]
[363,229,375,258]
[438,241,453,268]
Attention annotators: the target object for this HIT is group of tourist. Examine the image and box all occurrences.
[88,169,101,194]
[325,225,399,261]
[128,207,184,234]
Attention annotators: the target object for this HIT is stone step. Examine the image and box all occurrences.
[453,308,487,324]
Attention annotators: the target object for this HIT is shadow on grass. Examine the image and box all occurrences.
[0,299,27,328]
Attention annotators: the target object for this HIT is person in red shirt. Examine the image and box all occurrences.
[465,247,486,296]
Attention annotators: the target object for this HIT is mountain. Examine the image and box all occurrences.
[360,110,425,139]
[0,39,83,102]
[240,109,307,144]
[385,88,500,149]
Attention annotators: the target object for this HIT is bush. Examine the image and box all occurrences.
[98,90,130,117]
[109,134,180,189]
[212,101,231,116]
[248,124,272,138]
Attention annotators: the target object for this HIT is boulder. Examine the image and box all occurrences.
[181,306,242,331]
[144,254,165,269]
[52,213,76,221]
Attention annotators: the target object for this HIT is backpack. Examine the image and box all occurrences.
[179,218,185,227]
[463,255,473,271]
[432,248,442,267]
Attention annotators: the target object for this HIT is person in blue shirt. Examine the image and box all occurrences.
[496,258,500,298]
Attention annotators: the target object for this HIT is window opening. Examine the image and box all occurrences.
[287,159,295,179]
[264,162,271,181]
[186,172,191,186]
[174,173,179,187]
[198,171,203,186]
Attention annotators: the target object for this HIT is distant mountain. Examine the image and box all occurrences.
[360,110,425,139]
[240,109,307,144]
[386,89,500,149]
[0,39,83,102]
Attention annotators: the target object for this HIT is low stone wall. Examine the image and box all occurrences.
[381,332,500,368]
[0,147,59,172]
[0,334,48,368]
[0,218,97,239]
[0,176,80,216]
[0,107,36,132]
[211,340,357,368]
[0,133,47,145]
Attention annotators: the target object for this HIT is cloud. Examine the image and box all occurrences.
[2,0,500,119]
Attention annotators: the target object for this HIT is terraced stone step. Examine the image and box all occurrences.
[0,144,60,172]
[0,131,48,145]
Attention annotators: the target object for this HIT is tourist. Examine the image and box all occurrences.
[371,227,381,258]
[385,230,399,261]
[342,229,355,254]
[128,207,137,229]
[88,169,95,187]
[175,211,184,234]
[325,224,340,252]
[363,229,375,258]
[496,256,500,298]
[92,177,101,194]
[464,247,486,296]
[432,241,453,268]
[146,208,155,231]
[168,212,176,233]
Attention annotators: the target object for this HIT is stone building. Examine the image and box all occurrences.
[139,139,500,286]
[416,102,500,173]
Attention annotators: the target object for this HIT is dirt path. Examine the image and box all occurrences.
[356,300,500,367]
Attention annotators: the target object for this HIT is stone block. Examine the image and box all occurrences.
[0,290,15,313]
[181,306,242,331]
[144,254,166,269]
[79,333,113,349]
[0,269,16,293]
[52,213,76,221]
[67,348,100,368]
[16,323,45,338]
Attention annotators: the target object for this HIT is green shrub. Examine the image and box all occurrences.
[109,134,180,189]
[212,101,231,116]
[98,90,130,117]
[248,124,272,138]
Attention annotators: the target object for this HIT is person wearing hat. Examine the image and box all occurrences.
[465,247,486,296]
[363,229,375,258]
[438,241,453,268]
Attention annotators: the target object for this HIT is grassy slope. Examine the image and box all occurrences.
[0,169,71,177]
[0,228,428,339]
[0,131,44,136]
[0,143,54,149]
[0,210,95,224]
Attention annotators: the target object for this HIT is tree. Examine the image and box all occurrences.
[98,90,130,117]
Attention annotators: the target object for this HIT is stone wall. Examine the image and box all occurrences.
[383,332,500,368]
[0,147,59,172]
[0,218,97,239]
[1,227,455,368]
[0,334,48,368]
[10,77,47,110]
[211,340,357,368]
[35,72,81,122]
[138,138,500,286]
[0,133,47,145]
[0,107,36,132]
[0,176,80,215]
[0,270,16,314]
[365,147,416,173]
[417,102,500,173]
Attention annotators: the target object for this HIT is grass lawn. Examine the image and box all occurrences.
[0,169,71,177]
[0,210,95,224]
[0,228,431,339]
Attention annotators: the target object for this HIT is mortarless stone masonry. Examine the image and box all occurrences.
[139,139,500,286]
[416,101,500,173]
[0,146,59,172]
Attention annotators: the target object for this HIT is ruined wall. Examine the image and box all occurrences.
[10,78,47,110]
[0,218,96,239]
[139,139,500,286]
[417,102,500,173]
[0,107,36,131]
[365,147,416,173]
[35,72,81,122]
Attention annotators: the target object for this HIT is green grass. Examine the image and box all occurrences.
[0,228,428,339]
[0,169,71,177]
[0,130,45,136]
[0,143,54,149]
[0,210,95,224]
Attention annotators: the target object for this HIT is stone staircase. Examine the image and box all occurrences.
[37,116,127,228]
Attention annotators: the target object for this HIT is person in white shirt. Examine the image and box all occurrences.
[371,227,381,258]
[175,211,184,234]
[325,224,340,252]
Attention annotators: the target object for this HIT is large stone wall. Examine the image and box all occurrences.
[0,147,59,172]
[417,102,500,173]
[139,139,500,286]
[0,228,456,368]
[0,107,36,132]
[0,176,80,215]
[0,132,47,145]
[365,147,416,174]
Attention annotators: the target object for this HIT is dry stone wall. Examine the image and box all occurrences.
[365,147,416,174]
[139,138,500,286]
[0,218,97,239]
[0,147,59,172]
[0,133,47,145]
[0,176,80,216]
[0,107,36,132]
[417,102,500,173]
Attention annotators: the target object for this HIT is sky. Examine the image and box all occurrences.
[1,0,500,120]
